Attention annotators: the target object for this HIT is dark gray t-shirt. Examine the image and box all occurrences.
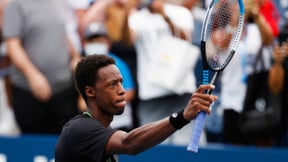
[55,114,117,162]
[3,0,72,93]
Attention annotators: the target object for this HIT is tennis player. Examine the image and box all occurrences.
[55,54,217,162]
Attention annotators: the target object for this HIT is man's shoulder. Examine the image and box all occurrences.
[62,114,101,133]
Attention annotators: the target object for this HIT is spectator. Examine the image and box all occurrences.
[2,0,81,135]
[0,0,19,136]
[82,22,136,131]
[269,25,288,147]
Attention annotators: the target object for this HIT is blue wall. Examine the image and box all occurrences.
[120,144,288,162]
[0,135,57,162]
[0,135,287,162]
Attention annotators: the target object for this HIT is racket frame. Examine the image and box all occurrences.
[187,0,245,153]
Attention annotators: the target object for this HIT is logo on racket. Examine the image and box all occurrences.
[212,54,219,61]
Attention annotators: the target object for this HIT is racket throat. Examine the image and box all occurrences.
[204,70,223,94]
[203,70,209,84]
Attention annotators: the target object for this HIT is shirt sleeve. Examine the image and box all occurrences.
[3,0,23,39]
[260,1,280,37]
[72,118,117,162]
[67,0,91,10]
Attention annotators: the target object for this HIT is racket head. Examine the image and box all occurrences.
[201,0,245,71]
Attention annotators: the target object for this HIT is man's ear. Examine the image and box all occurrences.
[85,86,95,98]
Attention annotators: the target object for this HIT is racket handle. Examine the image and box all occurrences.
[187,111,207,153]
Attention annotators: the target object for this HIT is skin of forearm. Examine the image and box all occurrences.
[162,15,187,40]
[147,4,187,40]
[254,15,274,45]
[6,39,40,78]
[121,7,133,46]
[112,118,176,155]
[66,38,79,58]
[269,63,284,94]
[79,0,110,38]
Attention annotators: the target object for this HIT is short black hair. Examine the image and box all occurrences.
[74,55,115,101]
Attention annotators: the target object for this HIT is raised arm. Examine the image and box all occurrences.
[253,13,274,45]
[147,1,189,40]
[66,37,81,71]
[105,84,217,155]
[244,0,274,46]
[78,0,112,40]
[268,42,287,94]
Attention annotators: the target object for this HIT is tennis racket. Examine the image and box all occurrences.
[187,0,245,153]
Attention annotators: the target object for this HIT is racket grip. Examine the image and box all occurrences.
[187,111,207,153]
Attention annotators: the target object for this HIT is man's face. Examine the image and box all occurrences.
[94,65,126,115]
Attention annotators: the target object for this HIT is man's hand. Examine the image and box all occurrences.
[27,71,52,102]
[183,84,218,121]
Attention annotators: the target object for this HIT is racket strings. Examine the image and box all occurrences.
[204,0,241,69]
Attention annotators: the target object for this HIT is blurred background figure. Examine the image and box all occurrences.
[218,0,277,146]
[181,0,203,46]
[269,23,288,147]
[2,0,81,135]
[0,0,19,136]
[274,0,288,30]
[82,22,136,131]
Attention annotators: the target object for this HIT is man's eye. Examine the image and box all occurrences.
[108,80,123,88]
[109,82,116,87]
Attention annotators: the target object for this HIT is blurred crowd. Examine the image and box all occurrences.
[0,0,288,149]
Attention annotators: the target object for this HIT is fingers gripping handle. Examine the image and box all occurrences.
[187,111,207,153]
[187,71,218,153]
